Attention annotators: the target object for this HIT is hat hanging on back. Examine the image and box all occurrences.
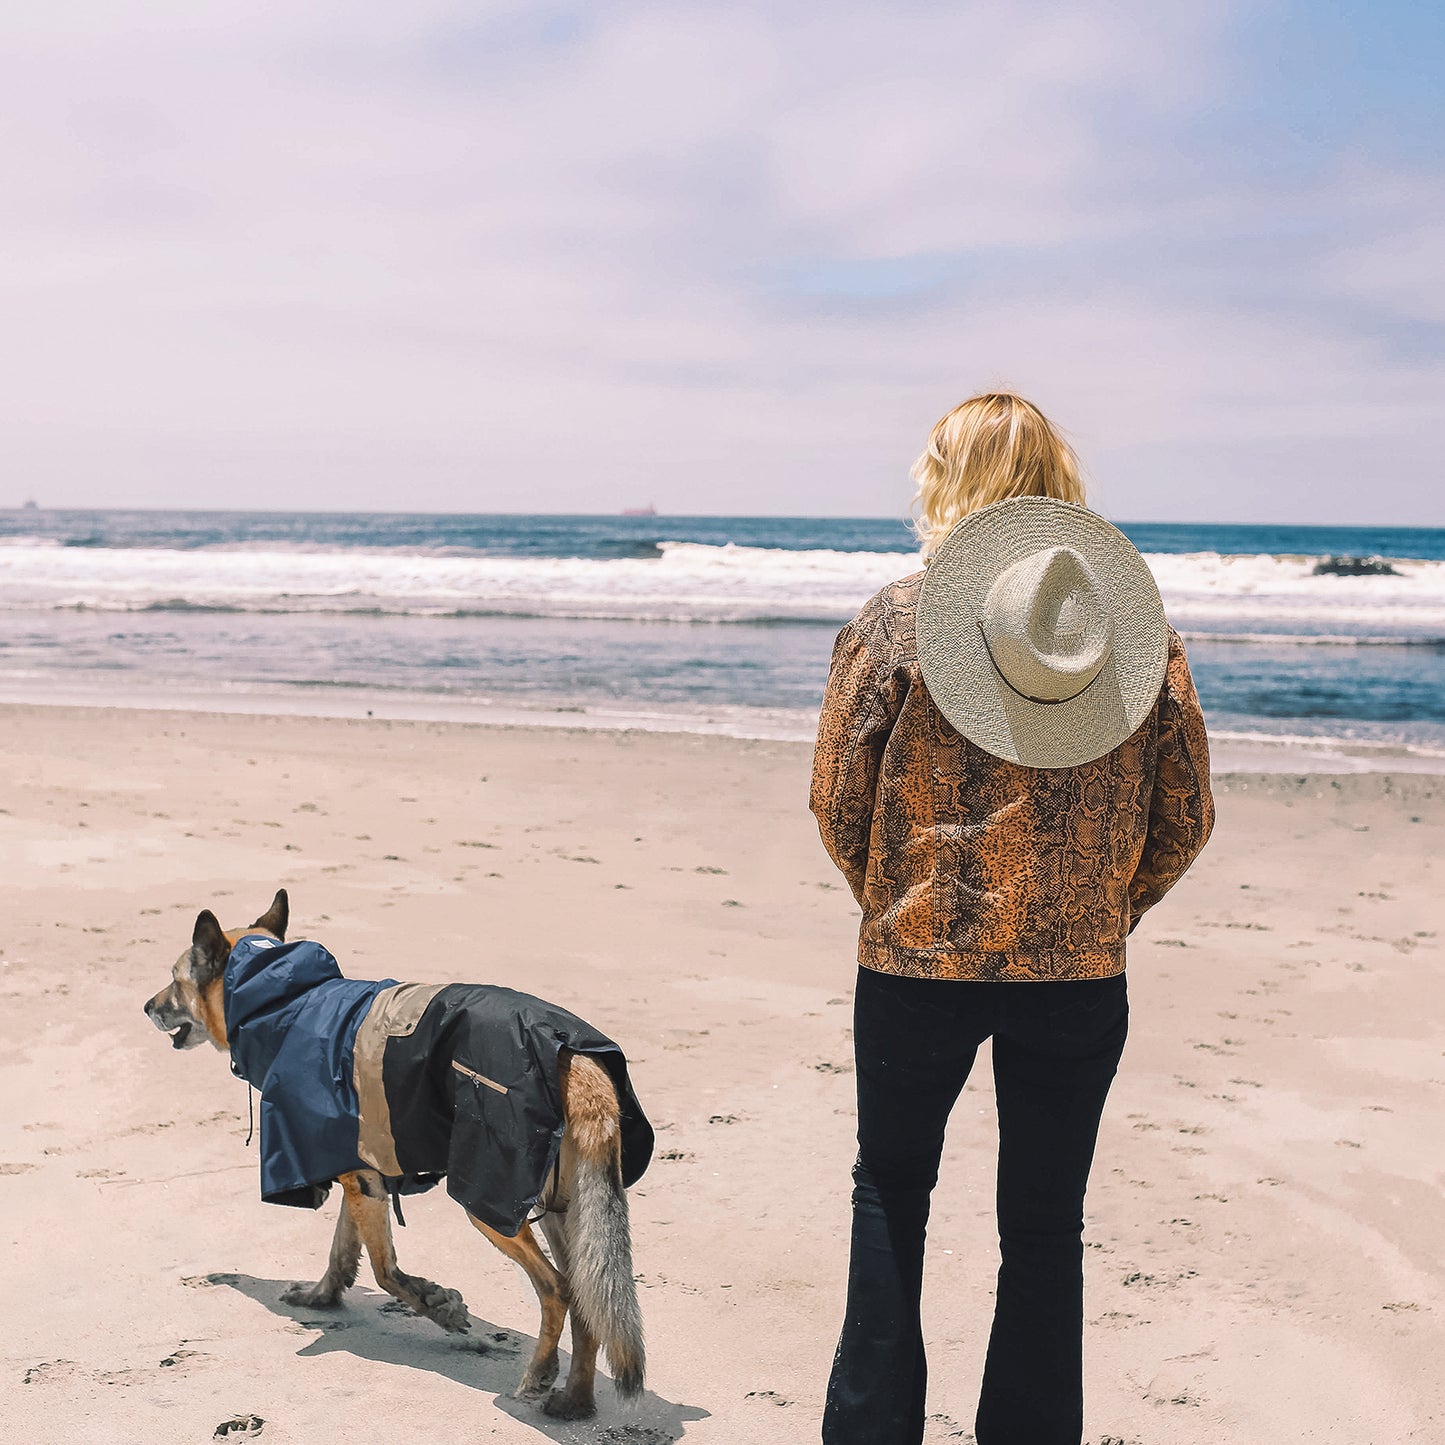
[916,496,1168,768]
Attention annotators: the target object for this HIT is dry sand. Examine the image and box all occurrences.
[1,703,1441,1444]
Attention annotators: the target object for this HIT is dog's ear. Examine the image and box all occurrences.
[191,909,231,986]
[251,888,288,941]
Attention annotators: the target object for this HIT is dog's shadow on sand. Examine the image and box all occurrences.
[212,1273,709,1442]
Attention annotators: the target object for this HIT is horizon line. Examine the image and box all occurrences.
[2,503,1442,531]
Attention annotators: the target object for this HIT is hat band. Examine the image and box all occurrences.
[976,621,1106,707]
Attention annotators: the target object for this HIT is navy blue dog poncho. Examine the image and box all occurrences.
[223,935,652,1236]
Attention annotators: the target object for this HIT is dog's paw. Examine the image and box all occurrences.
[281,1282,343,1309]
[416,1282,470,1334]
[542,1389,598,1421]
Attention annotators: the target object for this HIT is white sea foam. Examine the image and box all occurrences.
[0,539,912,622]
[1147,551,1445,634]
[1,540,1443,635]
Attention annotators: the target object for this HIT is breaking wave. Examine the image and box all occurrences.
[1,540,1444,636]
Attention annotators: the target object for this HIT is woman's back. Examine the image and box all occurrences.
[811,570,1214,980]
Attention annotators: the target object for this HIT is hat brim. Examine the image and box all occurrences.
[917,498,1167,768]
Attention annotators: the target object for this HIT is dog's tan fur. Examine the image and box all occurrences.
[143,890,643,1419]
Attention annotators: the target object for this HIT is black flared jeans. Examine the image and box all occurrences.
[822,965,1128,1445]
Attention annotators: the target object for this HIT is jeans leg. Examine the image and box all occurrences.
[822,969,987,1445]
[975,977,1128,1445]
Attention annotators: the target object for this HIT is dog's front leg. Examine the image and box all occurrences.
[280,1180,361,1308]
[345,1170,471,1333]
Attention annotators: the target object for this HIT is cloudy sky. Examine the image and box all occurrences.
[2,1,1441,523]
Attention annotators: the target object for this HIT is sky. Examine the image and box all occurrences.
[1,0,1442,524]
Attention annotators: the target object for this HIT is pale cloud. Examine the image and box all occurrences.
[0,0,1439,523]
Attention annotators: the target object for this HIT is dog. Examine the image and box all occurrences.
[143,889,651,1420]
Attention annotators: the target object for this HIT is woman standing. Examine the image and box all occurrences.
[811,393,1214,1445]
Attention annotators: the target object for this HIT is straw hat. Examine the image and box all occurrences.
[916,497,1167,768]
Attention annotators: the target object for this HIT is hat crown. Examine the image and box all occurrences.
[979,545,1115,703]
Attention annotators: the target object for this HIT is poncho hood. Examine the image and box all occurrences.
[223,934,397,1207]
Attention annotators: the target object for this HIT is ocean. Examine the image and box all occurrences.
[2,509,1443,768]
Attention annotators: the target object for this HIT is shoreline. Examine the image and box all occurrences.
[1,683,1442,775]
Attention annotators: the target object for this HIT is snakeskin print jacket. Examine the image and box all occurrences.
[810,572,1215,981]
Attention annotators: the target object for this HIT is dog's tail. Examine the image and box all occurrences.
[559,1051,644,1401]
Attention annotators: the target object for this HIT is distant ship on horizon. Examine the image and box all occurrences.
[620,503,657,517]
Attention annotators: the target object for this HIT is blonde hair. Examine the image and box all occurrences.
[910,392,1085,559]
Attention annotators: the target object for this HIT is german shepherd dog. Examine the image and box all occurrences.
[143,890,645,1420]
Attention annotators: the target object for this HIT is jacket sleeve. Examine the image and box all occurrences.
[810,620,903,906]
[1128,630,1215,928]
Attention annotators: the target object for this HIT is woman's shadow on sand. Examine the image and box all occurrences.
[209,1272,709,1442]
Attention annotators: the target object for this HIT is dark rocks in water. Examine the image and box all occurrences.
[1312,555,1399,577]
[593,539,664,559]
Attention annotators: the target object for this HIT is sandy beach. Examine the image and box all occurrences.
[1,702,1442,1445]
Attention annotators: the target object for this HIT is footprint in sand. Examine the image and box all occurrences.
[924,1411,973,1439]
[214,1416,265,1439]
[453,1334,516,1356]
[23,1359,134,1387]
[182,1272,240,1289]
[159,1346,205,1369]
[22,1360,79,1385]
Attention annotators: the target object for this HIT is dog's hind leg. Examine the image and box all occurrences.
[345,1171,471,1334]
[538,1207,601,1420]
[281,1180,361,1308]
[468,1214,572,1406]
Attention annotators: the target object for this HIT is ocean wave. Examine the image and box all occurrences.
[1180,631,1444,649]
[3,539,1445,633]
[102,537,674,560]
[0,539,919,622]
[112,599,846,626]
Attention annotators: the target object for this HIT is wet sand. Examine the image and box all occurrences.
[1,703,1441,1443]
